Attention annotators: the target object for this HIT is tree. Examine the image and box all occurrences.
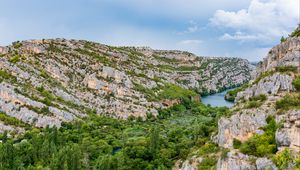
[1,140,18,169]
[280,36,286,43]
[149,127,160,159]
[94,155,117,170]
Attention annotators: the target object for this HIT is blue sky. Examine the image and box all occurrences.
[0,0,298,61]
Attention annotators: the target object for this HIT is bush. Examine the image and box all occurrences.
[0,112,28,127]
[290,27,300,37]
[8,54,22,64]
[197,143,219,156]
[272,148,293,170]
[244,94,267,109]
[0,70,17,83]
[292,77,300,91]
[275,94,300,111]
[233,138,242,149]
[275,66,298,73]
[198,156,217,169]
[280,36,287,43]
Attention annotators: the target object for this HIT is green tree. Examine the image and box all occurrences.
[149,127,160,159]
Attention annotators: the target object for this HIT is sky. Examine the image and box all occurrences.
[0,0,299,61]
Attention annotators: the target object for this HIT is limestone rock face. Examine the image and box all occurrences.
[0,83,78,128]
[217,151,256,170]
[236,73,295,101]
[255,158,277,170]
[214,33,300,170]
[0,46,9,54]
[257,36,300,74]
[214,106,275,148]
[217,151,277,170]
[0,38,253,129]
[172,156,203,170]
[276,110,300,152]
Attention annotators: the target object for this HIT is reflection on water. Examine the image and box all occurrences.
[201,89,235,107]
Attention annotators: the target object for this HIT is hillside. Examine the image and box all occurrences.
[0,39,252,131]
[2,34,299,169]
[178,29,300,170]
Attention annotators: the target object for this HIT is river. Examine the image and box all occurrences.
[201,89,235,107]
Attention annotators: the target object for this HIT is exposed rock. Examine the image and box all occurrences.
[276,110,300,152]
[214,107,275,148]
[0,83,78,128]
[0,38,253,132]
[255,158,277,170]
[0,46,9,54]
[215,32,300,170]
[217,151,256,170]
[257,36,300,74]
[236,73,295,101]
[172,156,203,170]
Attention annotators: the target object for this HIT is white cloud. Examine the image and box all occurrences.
[210,0,299,42]
[178,39,202,45]
[220,32,262,41]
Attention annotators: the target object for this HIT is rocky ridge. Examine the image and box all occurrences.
[0,39,253,131]
[214,34,300,169]
[177,30,300,170]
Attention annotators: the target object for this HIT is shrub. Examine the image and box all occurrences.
[233,138,242,149]
[244,94,267,109]
[197,143,219,156]
[272,148,293,170]
[0,112,28,127]
[198,156,217,169]
[275,66,298,73]
[280,36,287,43]
[8,54,21,64]
[13,41,23,48]
[290,27,300,37]
[292,77,300,91]
[275,94,300,111]
[221,148,230,159]
[0,70,17,83]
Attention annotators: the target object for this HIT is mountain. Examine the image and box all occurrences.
[178,28,300,170]
[0,39,252,130]
[1,29,299,169]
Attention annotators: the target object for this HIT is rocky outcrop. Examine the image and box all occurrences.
[255,158,277,170]
[217,151,277,170]
[214,106,276,148]
[217,151,256,170]
[172,156,203,170]
[257,36,300,75]
[0,38,253,129]
[0,83,78,127]
[215,28,300,170]
[276,110,300,152]
[236,73,295,102]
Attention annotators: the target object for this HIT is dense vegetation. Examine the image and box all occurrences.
[0,99,230,170]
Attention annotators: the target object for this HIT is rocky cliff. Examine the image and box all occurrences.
[0,39,252,131]
[213,31,300,170]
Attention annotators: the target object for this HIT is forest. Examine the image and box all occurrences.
[0,98,231,170]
